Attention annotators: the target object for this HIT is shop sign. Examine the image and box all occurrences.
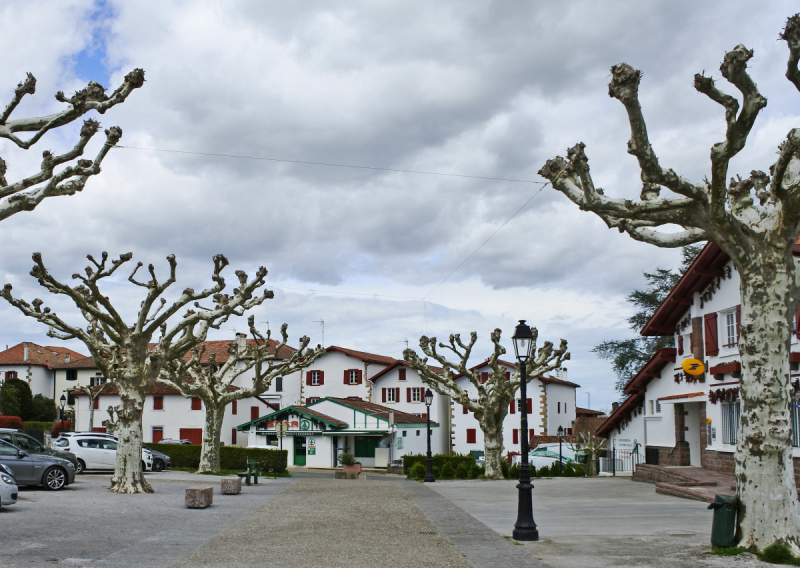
[307,437,316,455]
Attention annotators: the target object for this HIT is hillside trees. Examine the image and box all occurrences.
[538,15,800,550]
[0,69,145,222]
[160,316,323,472]
[1,251,272,493]
[404,328,568,479]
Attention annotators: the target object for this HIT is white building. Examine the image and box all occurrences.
[237,397,436,468]
[449,359,579,458]
[597,241,800,477]
[0,342,85,399]
[298,346,397,404]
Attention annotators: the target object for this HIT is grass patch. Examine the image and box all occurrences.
[711,544,800,565]
[512,541,524,546]
[502,535,512,539]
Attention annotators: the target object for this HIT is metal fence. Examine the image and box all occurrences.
[599,448,644,475]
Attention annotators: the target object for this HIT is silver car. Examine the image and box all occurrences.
[0,463,18,507]
[0,439,75,490]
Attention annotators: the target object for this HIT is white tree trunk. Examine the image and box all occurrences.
[198,403,224,473]
[736,252,800,549]
[88,399,95,432]
[482,413,505,480]
[109,385,152,494]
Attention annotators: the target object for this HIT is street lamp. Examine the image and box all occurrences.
[59,394,66,435]
[557,425,564,475]
[424,388,435,482]
[512,320,538,541]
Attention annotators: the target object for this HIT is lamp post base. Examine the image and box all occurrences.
[513,480,539,541]
[424,456,435,482]
[512,527,539,541]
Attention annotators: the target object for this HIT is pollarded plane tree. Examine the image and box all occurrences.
[68,381,112,432]
[160,315,323,473]
[1,251,272,493]
[404,328,568,480]
[0,69,144,222]
[538,15,800,551]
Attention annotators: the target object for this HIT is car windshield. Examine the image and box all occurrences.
[0,441,18,456]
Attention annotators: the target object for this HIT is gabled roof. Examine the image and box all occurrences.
[0,342,86,369]
[595,393,644,438]
[310,397,436,426]
[321,346,398,366]
[575,407,605,417]
[451,358,579,388]
[369,360,444,382]
[236,404,348,431]
[70,379,241,397]
[54,357,98,370]
[539,375,581,389]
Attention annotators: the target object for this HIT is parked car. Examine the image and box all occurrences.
[141,445,171,472]
[530,443,580,461]
[0,428,79,469]
[0,462,18,507]
[0,439,75,490]
[158,438,192,445]
[51,431,116,448]
[55,435,153,474]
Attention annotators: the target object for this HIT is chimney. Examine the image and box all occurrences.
[612,402,619,412]
[236,333,247,355]
[23,343,28,361]
[65,354,71,364]
[559,368,568,381]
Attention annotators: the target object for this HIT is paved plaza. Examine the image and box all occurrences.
[0,471,773,567]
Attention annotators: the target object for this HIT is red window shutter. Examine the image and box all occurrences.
[306,371,312,386]
[480,372,488,384]
[558,402,561,414]
[510,401,516,414]
[232,400,237,415]
[795,301,800,339]
[736,305,742,340]
[462,405,468,414]
[191,397,201,410]
[567,428,573,435]
[344,370,350,384]
[704,312,719,356]
[382,388,386,403]
[526,398,532,413]
[466,429,476,444]
[93,397,99,410]
[513,429,519,444]
[677,334,683,355]
[250,406,259,421]
[398,368,406,381]
[395,388,400,402]
[505,372,510,381]
[319,371,325,385]
[421,413,427,421]
[231,429,237,445]
[153,396,163,410]
[357,370,363,384]
[407,388,412,402]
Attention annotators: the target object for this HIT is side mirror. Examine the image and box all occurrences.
[18,451,29,458]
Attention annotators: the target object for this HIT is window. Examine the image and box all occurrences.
[4,371,17,379]
[402,430,407,437]
[232,400,237,415]
[66,369,77,381]
[153,396,164,410]
[152,427,163,444]
[398,368,406,381]
[411,387,422,403]
[466,429,477,444]
[348,370,359,385]
[190,397,202,411]
[311,371,321,385]
[416,430,420,436]
[721,401,741,445]
[92,397,99,410]
[250,406,259,421]
[649,400,654,415]
[655,400,661,413]
[275,376,283,392]
[386,388,397,403]
[792,397,800,447]
[517,398,532,413]
[558,402,561,414]
[307,397,321,404]
[724,311,737,347]
[382,387,399,403]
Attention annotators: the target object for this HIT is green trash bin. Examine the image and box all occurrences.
[708,494,738,548]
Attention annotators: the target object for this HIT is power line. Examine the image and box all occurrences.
[269,284,421,301]
[113,145,549,186]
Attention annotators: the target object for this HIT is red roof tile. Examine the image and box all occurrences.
[0,342,86,369]
[323,346,398,366]
[369,360,444,382]
[321,397,430,424]
[575,407,605,417]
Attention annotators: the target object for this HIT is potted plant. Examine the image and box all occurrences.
[338,452,361,473]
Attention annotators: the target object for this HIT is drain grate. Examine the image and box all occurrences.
[419,531,437,535]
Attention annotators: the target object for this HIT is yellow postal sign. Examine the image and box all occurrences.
[681,358,705,375]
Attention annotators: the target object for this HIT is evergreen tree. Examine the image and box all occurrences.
[593,245,702,393]
[0,377,34,419]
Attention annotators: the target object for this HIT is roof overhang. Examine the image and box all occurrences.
[623,348,676,395]
[657,391,705,403]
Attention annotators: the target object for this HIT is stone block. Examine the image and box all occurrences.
[221,477,242,495]
[185,485,213,508]
[387,465,404,475]
[335,471,359,480]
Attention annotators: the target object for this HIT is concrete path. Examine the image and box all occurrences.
[171,478,472,568]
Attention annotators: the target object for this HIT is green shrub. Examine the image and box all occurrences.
[337,452,356,466]
[454,463,469,479]
[469,464,481,479]
[760,542,796,564]
[536,464,551,477]
[500,460,509,479]
[22,421,54,432]
[402,453,475,474]
[508,463,520,479]
[0,378,33,420]
[432,465,440,478]
[440,461,455,479]
[409,463,426,479]
[31,394,56,422]
[149,444,288,472]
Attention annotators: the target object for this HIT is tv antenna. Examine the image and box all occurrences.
[398,338,409,349]
[313,319,325,347]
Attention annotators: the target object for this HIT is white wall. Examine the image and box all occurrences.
[1,364,53,399]
[545,382,576,435]
[300,351,389,403]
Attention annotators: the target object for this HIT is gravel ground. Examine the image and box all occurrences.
[171,478,472,568]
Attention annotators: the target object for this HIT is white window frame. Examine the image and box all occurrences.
[411,387,422,403]
[311,371,320,386]
[792,396,800,448]
[386,388,397,403]
[348,370,358,385]
[655,400,661,414]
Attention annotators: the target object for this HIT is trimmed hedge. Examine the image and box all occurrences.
[150,444,288,473]
[0,416,23,429]
[402,453,475,474]
[52,421,71,436]
[22,421,54,432]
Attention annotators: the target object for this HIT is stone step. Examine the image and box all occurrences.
[633,464,704,485]
[655,482,730,503]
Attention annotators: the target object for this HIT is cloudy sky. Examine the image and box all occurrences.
[0,1,798,410]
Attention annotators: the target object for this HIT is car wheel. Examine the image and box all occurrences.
[153,459,164,472]
[43,467,67,490]
[76,459,86,474]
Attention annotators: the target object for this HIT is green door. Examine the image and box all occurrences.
[293,436,306,466]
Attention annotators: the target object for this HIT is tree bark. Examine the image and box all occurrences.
[198,403,224,473]
[735,249,800,549]
[109,384,152,494]
[482,411,506,480]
